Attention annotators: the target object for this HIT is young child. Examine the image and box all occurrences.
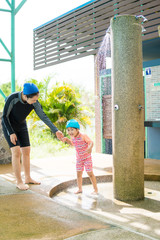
[63,119,98,195]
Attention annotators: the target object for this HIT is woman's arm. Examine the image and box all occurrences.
[2,94,17,135]
[33,101,63,140]
[33,101,58,133]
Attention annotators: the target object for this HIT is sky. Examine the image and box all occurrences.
[0,0,95,91]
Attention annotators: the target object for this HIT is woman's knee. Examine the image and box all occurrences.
[21,146,30,157]
[11,146,21,158]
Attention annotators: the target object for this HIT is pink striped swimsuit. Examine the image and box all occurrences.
[71,132,93,172]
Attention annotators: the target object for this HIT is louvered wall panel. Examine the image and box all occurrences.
[33,0,114,69]
[33,0,160,70]
[141,0,160,41]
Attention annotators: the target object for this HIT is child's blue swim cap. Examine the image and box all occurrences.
[66,119,80,129]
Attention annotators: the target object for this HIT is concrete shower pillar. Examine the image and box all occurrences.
[111,15,144,201]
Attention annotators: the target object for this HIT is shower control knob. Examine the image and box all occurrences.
[114,104,119,111]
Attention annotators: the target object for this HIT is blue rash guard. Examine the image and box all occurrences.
[2,92,58,148]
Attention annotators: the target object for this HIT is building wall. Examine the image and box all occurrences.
[95,67,112,154]
[145,66,160,121]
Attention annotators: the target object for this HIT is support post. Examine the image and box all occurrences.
[111,15,144,201]
[0,89,6,99]
[0,0,27,93]
[11,0,15,92]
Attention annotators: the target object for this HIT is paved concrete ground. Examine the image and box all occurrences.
[0,177,112,240]
[0,153,160,240]
[53,181,160,240]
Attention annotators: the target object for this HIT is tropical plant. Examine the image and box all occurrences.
[27,80,94,136]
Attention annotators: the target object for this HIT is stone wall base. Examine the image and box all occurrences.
[0,113,11,164]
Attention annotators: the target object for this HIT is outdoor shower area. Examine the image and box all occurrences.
[1,3,160,239]
[33,0,160,161]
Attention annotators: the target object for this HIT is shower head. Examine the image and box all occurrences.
[136,15,148,23]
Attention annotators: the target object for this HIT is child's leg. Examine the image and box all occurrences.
[87,171,98,194]
[75,171,83,194]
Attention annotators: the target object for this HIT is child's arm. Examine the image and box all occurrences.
[62,137,73,146]
[86,141,94,153]
[82,133,93,154]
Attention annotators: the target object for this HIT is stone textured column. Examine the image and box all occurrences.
[111,15,144,201]
[0,113,11,164]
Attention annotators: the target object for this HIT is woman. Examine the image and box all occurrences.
[2,83,63,190]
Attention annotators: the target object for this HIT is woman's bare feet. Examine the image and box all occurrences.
[25,177,41,185]
[16,182,29,190]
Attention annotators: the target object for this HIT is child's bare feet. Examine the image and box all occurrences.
[25,177,41,185]
[91,190,98,195]
[16,182,29,190]
[74,189,82,194]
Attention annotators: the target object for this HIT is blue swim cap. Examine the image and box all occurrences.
[23,83,39,95]
[66,119,80,129]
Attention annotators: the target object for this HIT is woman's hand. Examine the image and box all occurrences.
[55,130,64,141]
[10,133,17,145]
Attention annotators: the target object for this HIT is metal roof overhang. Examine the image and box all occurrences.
[33,0,160,70]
